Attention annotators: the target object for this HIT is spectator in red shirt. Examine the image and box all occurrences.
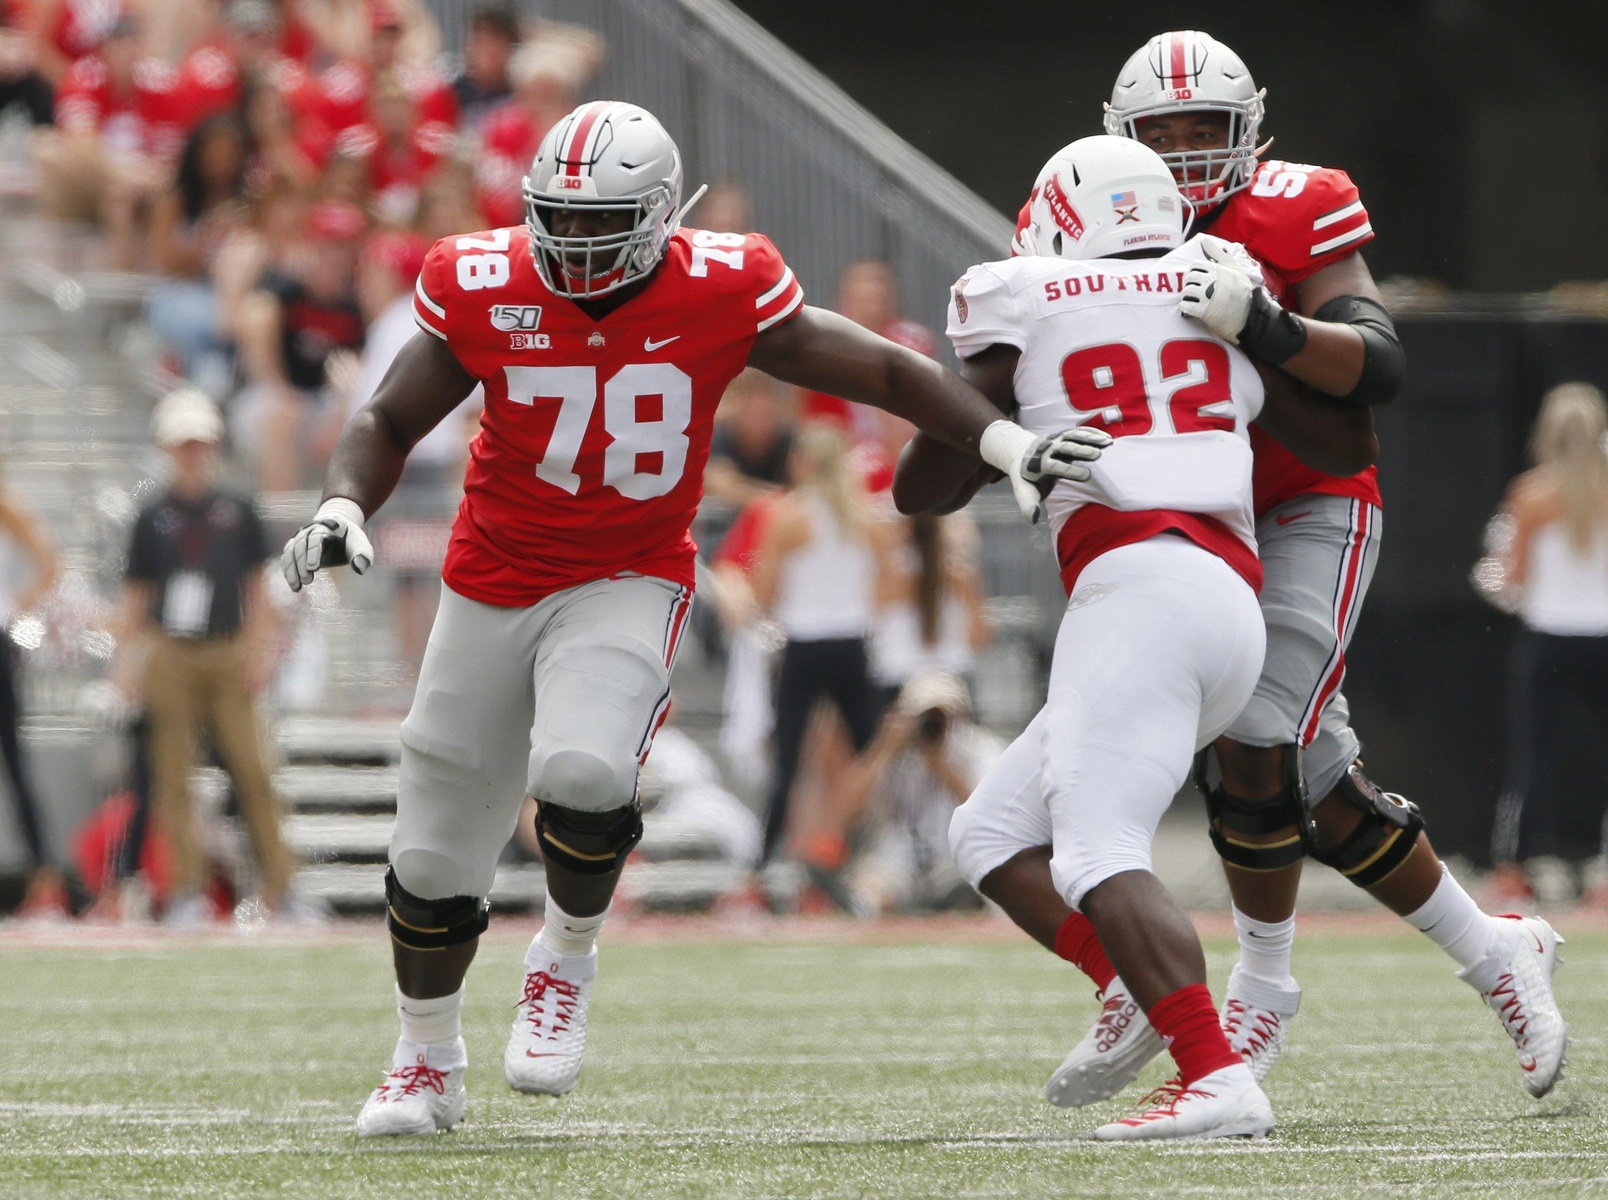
[474,22,601,228]
[303,0,453,143]
[334,69,450,225]
[802,260,936,443]
[23,0,127,87]
[173,0,312,135]
[35,14,180,269]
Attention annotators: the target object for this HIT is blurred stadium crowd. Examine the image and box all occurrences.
[0,0,1014,927]
[0,0,1605,933]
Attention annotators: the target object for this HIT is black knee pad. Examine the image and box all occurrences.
[1309,765,1424,888]
[385,866,489,951]
[535,800,643,875]
[1195,745,1315,872]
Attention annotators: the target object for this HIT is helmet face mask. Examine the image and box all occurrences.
[527,187,674,299]
[522,101,685,300]
[1103,31,1267,213]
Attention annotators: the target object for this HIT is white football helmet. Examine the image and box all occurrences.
[1019,136,1183,261]
[523,101,692,298]
[1103,30,1266,211]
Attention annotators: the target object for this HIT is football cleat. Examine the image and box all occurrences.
[1219,966,1301,1083]
[1092,1064,1274,1142]
[1458,914,1568,1098]
[504,947,597,1096]
[1045,977,1165,1108]
[355,1039,467,1136]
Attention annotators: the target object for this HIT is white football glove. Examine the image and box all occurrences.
[978,420,1112,523]
[1177,234,1258,344]
[282,497,373,592]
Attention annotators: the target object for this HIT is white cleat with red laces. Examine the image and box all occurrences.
[504,946,597,1096]
[1045,977,1165,1108]
[1458,914,1568,1098]
[355,1039,468,1136]
[1093,1063,1274,1142]
[1220,966,1301,1083]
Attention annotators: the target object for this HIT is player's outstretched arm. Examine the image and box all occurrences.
[749,306,1108,521]
[891,344,1017,516]
[749,305,1004,453]
[282,333,477,591]
[1252,360,1379,478]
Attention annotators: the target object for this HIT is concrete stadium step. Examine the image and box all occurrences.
[274,765,398,813]
[276,717,402,765]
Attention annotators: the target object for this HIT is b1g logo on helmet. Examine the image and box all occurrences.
[490,305,543,332]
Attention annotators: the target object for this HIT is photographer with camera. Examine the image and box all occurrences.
[833,669,1002,914]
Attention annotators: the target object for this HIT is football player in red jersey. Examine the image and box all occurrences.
[280,100,1109,1137]
[948,30,1567,1109]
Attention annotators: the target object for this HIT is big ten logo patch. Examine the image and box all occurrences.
[511,333,551,349]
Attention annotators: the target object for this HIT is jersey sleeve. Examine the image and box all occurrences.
[1239,164,1374,284]
[946,262,1027,358]
[747,235,804,334]
[412,237,453,340]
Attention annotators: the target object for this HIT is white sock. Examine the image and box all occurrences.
[533,897,606,960]
[1404,865,1503,973]
[396,983,464,1045]
[1232,907,1297,986]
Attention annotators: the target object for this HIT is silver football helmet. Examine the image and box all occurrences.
[1103,30,1266,212]
[523,101,693,299]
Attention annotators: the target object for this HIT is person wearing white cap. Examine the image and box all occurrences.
[117,388,299,925]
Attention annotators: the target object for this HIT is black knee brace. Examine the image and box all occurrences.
[385,867,489,951]
[1309,765,1424,888]
[535,800,643,875]
[1196,745,1315,872]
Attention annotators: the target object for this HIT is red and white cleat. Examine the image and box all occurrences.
[355,1040,467,1136]
[1459,914,1568,1098]
[503,948,597,1096]
[1219,966,1301,1083]
[1045,977,1165,1108]
[1092,1064,1274,1142]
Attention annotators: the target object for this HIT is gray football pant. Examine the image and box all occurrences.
[391,574,692,900]
[1222,493,1383,801]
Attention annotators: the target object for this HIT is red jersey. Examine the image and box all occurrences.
[475,102,546,228]
[1013,158,1381,516]
[310,59,458,136]
[412,225,806,606]
[335,117,452,213]
[55,53,181,161]
[41,0,124,60]
[171,45,313,134]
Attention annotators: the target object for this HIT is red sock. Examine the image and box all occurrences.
[1053,913,1117,992]
[1146,983,1241,1085]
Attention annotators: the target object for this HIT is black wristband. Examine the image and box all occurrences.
[1237,288,1308,365]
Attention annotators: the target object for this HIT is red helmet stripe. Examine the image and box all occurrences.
[561,101,610,176]
[1168,32,1188,90]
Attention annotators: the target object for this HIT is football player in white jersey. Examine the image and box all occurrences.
[983,30,1567,1110]
[895,136,1373,1140]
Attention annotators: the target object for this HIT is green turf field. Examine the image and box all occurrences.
[3,922,1604,1199]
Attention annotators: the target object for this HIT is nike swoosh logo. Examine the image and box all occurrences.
[524,1051,565,1058]
[1275,510,1312,526]
[643,335,680,352]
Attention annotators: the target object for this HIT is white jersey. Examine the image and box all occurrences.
[948,235,1266,593]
